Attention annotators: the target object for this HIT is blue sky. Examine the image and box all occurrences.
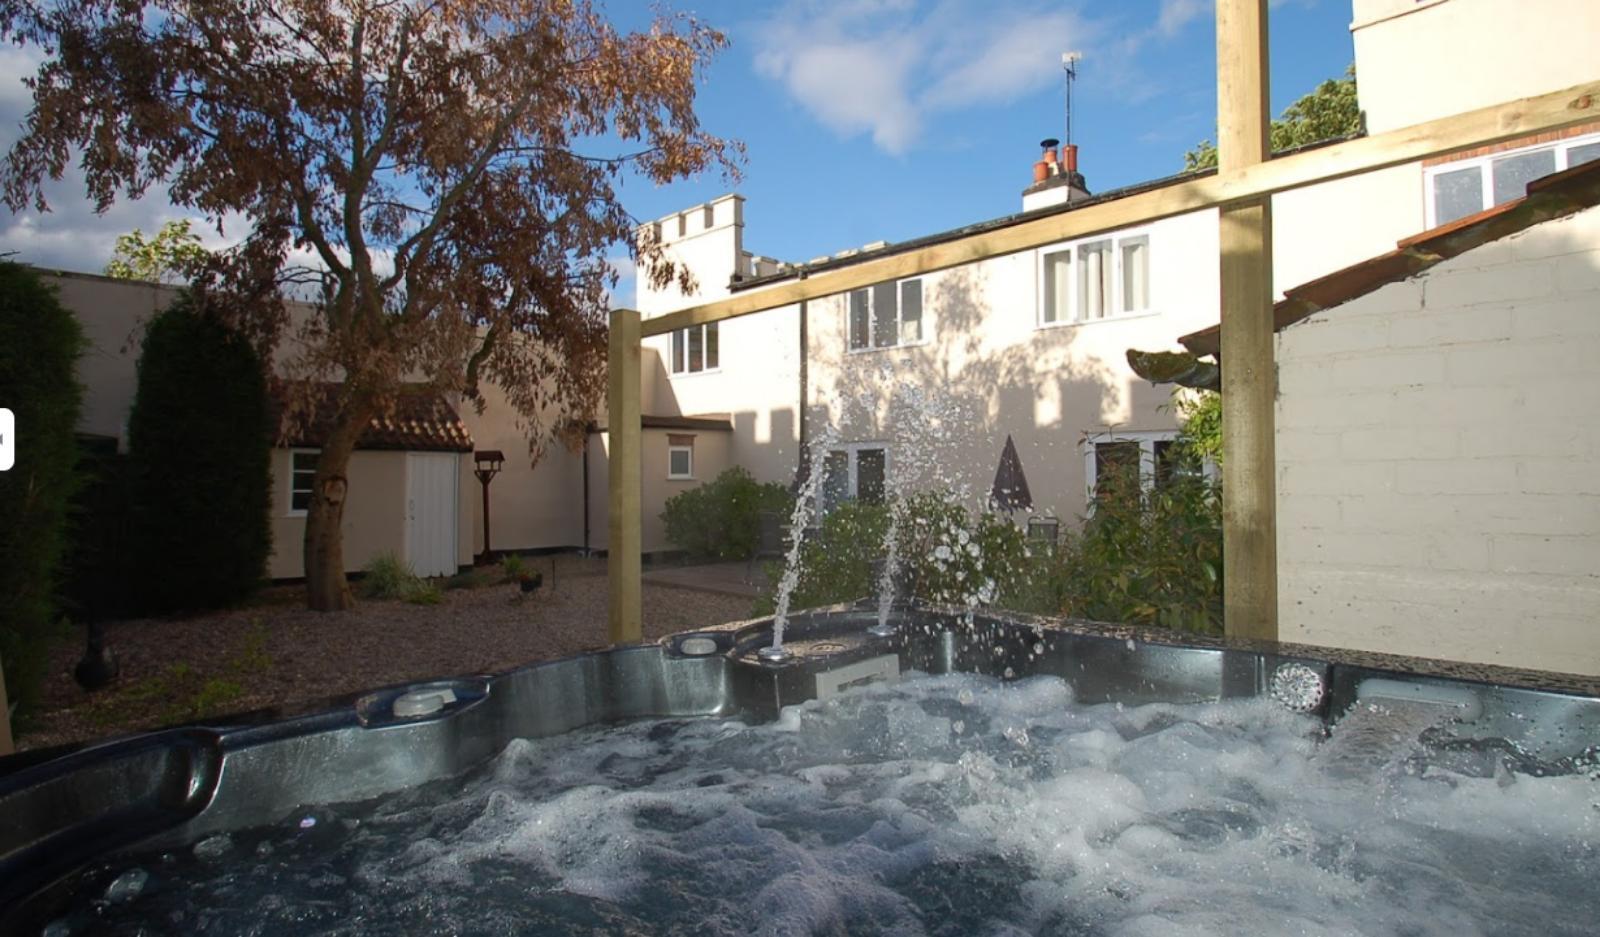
[605,0,1357,301]
[0,0,1356,299]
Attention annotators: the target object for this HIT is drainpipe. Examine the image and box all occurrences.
[582,436,591,555]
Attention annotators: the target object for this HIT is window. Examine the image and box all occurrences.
[1038,230,1152,326]
[669,322,719,375]
[289,449,318,515]
[667,434,694,479]
[1427,132,1600,227]
[820,444,888,511]
[848,279,923,350]
[1081,431,1211,501]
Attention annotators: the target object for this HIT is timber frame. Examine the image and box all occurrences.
[604,11,1598,644]
[625,6,1591,649]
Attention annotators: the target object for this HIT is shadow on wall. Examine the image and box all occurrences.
[808,262,1168,520]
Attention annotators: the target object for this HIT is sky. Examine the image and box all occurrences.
[0,0,1357,304]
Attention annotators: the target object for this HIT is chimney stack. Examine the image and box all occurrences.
[1034,138,1060,182]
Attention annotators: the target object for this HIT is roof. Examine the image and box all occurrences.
[726,134,1360,294]
[272,383,475,453]
[1179,159,1600,358]
[588,414,734,434]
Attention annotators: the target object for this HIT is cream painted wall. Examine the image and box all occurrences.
[458,380,586,556]
[1275,204,1600,675]
[46,271,182,446]
[586,427,733,554]
[1270,165,1425,298]
[802,210,1225,521]
[637,194,803,489]
[269,449,406,579]
[1352,0,1600,134]
[267,449,473,579]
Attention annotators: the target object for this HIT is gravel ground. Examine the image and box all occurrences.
[19,555,758,754]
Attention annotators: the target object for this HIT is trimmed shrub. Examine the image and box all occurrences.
[0,263,86,723]
[61,437,137,622]
[662,466,793,561]
[126,293,272,613]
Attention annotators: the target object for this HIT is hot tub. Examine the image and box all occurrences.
[3,607,1597,935]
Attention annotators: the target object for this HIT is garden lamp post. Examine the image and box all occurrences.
[473,450,504,564]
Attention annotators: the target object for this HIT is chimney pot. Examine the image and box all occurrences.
[1062,143,1078,172]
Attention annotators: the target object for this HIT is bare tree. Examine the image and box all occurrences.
[2,0,739,609]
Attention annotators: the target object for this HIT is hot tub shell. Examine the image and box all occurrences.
[3,605,1598,932]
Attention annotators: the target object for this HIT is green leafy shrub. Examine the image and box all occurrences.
[0,263,85,726]
[1052,467,1223,633]
[126,292,271,613]
[362,551,443,605]
[662,467,793,561]
[498,552,528,582]
[753,500,891,615]
[754,490,1028,615]
[894,491,1029,608]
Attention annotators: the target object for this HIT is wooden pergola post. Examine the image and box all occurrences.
[607,308,643,644]
[1216,0,1278,640]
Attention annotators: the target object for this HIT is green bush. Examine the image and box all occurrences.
[362,551,443,605]
[754,499,891,615]
[126,293,271,613]
[0,263,86,725]
[61,438,137,622]
[754,490,1028,615]
[499,552,528,581]
[662,466,793,561]
[1051,468,1223,633]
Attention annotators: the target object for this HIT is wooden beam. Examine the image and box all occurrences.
[640,78,1600,338]
[0,652,13,755]
[1217,0,1277,641]
[607,308,642,645]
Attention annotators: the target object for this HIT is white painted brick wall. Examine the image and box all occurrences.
[1277,205,1600,676]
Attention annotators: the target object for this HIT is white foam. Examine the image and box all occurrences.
[78,672,1600,936]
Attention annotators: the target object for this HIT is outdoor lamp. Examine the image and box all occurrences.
[473,450,505,563]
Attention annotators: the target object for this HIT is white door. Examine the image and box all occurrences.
[406,453,460,577]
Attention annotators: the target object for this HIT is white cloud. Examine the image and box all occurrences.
[752,1,1101,155]
[1156,0,1209,38]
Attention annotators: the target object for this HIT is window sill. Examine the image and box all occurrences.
[667,475,696,482]
[845,339,930,356]
[668,368,722,379]
[1035,308,1161,331]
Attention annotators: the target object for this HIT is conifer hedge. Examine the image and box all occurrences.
[0,264,85,721]
[126,293,272,612]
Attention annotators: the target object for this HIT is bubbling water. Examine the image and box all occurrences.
[50,672,1600,937]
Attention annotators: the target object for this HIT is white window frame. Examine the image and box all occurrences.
[288,448,318,517]
[1036,227,1155,328]
[847,277,927,353]
[1424,131,1600,229]
[821,442,890,508]
[667,440,694,480]
[669,322,720,377]
[1080,430,1216,500]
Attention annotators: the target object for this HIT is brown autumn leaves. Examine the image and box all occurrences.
[0,0,741,608]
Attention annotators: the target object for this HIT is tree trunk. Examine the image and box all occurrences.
[304,399,375,611]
